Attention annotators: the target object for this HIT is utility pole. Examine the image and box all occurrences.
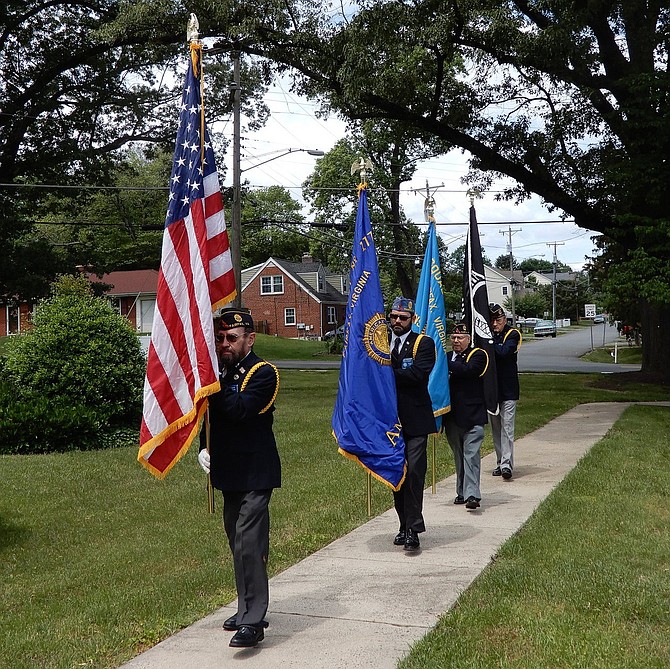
[500,225,521,326]
[231,48,242,308]
[546,241,565,323]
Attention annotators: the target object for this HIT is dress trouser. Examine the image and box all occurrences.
[490,399,517,470]
[223,489,273,627]
[444,420,484,501]
[393,433,428,533]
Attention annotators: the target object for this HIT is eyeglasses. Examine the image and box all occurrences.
[215,332,246,343]
[389,314,411,322]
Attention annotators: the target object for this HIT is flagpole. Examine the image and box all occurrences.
[367,472,372,517]
[205,408,215,514]
[431,435,436,493]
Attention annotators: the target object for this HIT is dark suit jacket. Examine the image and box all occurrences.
[492,325,521,401]
[391,331,437,437]
[446,345,488,429]
[201,350,281,492]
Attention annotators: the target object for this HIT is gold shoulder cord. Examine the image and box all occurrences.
[411,333,425,358]
[240,362,280,414]
[466,347,490,377]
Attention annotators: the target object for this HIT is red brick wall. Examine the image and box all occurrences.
[242,268,344,338]
[0,303,34,336]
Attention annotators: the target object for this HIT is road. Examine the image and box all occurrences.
[518,322,639,373]
[273,323,640,374]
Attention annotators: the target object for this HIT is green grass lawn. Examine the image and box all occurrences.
[581,342,643,365]
[252,332,339,360]
[1,371,668,668]
[399,404,670,669]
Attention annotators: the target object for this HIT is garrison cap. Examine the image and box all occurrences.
[391,296,415,314]
[451,321,470,335]
[215,307,254,330]
[489,303,505,320]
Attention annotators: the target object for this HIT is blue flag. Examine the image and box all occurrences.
[463,205,498,415]
[332,186,406,491]
[413,221,450,430]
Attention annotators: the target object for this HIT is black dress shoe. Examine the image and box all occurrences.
[492,466,502,476]
[404,528,420,551]
[229,625,264,648]
[223,615,238,631]
[454,495,465,505]
[393,529,406,546]
[501,467,513,480]
[465,496,480,509]
[223,616,269,631]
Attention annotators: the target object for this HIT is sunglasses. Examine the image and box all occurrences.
[215,332,246,343]
[389,313,411,322]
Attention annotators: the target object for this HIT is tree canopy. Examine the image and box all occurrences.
[3,1,669,375]
[205,0,669,375]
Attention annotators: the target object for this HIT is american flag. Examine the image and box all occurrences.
[138,44,236,478]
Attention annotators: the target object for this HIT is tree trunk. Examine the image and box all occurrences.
[640,300,670,381]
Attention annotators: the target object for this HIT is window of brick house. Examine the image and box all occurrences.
[327,306,336,323]
[284,308,296,325]
[261,275,284,294]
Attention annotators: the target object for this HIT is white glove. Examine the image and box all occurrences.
[197,449,211,474]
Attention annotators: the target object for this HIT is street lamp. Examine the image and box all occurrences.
[230,145,324,307]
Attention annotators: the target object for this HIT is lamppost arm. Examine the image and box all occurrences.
[241,148,324,173]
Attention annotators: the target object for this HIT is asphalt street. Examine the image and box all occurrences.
[273,324,640,374]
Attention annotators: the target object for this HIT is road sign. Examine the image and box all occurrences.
[584,304,596,318]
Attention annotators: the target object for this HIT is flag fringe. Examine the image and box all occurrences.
[212,290,237,313]
[335,445,407,492]
[137,379,220,478]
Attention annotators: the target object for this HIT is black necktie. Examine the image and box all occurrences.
[392,337,401,364]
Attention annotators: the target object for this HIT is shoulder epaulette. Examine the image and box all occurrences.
[240,361,280,414]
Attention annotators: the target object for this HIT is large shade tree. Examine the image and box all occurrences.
[202,0,670,378]
[0,1,268,297]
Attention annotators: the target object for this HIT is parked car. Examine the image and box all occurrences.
[323,325,345,340]
[593,314,606,323]
[534,319,557,337]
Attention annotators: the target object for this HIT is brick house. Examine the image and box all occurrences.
[90,269,159,333]
[0,299,34,336]
[241,255,348,338]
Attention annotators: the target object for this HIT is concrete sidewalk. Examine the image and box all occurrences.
[121,402,633,669]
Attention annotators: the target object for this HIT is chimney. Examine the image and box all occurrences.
[302,253,313,264]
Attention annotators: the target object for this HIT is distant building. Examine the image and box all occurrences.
[525,270,579,291]
[90,269,159,333]
[0,298,33,336]
[241,254,348,338]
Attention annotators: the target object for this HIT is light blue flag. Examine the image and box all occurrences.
[332,186,406,491]
[413,220,451,430]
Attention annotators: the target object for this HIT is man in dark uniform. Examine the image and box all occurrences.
[489,303,521,480]
[443,321,488,509]
[388,296,437,551]
[198,308,280,649]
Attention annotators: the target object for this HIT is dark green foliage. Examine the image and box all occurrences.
[0,276,145,454]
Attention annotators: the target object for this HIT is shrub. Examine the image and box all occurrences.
[0,275,145,454]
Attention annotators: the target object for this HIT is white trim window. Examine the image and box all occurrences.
[284,308,296,325]
[261,275,284,294]
[502,286,509,296]
[327,306,336,323]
